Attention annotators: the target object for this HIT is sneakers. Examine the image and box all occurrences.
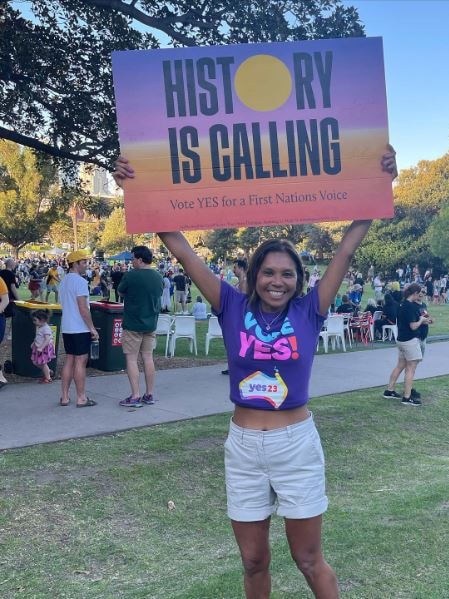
[401,396,422,406]
[383,389,401,399]
[411,388,421,399]
[119,396,143,408]
[141,394,155,405]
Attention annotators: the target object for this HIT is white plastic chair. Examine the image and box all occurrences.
[382,323,398,342]
[170,316,197,356]
[155,314,174,357]
[319,315,346,353]
[339,312,353,348]
[205,316,223,355]
[371,310,383,341]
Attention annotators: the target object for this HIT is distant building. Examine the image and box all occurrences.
[80,165,117,201]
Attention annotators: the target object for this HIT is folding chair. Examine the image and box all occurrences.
[205,316,223,355]
[350,312,373,345]
[155,314,174,357]
[319,315,346,353]
[382,323,398,342]
[170,316,197,356]
[372,310,383,341]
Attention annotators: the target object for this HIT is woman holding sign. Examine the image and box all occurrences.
[113,146,397,599]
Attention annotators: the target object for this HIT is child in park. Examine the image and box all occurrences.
[30,309,56,383]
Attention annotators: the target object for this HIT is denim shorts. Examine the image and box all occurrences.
[224,413,328,522]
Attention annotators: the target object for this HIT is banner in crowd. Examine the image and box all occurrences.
[112,37,392,232]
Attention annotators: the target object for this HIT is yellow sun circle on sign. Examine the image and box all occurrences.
[234,55,292,112]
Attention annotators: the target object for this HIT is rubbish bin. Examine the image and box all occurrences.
[89,301,125,371]
[12,300,62,377]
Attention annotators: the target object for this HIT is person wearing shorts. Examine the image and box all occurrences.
[58,249,99,407]
[173,269,188,314]
[383,283,432,406]
[113,146,398,599]
[117,246,163,408]
[45,263,60,302]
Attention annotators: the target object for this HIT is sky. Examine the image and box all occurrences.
[342,0,449,171]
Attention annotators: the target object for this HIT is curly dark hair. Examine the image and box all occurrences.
[30,309,52,322]
[246,238,304,307]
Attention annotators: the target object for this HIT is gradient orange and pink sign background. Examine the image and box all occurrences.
[112,37,393,233]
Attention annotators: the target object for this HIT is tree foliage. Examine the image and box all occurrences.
[204,228,239,261]
[356,153,449,275]
[2,1,364,166]
[0,140,61,256]
[302,223,340,259]
[394,154,449,212]
[428,202,449,268]
[100,207,146,252]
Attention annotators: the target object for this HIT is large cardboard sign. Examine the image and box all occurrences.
[112,37,392,233]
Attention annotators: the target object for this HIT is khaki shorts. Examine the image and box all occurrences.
[121,329,156,354]
[224,414,328,522]
[396,337,422,362]
[175,290,187,303]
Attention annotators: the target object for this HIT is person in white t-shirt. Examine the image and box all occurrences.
[58,250,99,407]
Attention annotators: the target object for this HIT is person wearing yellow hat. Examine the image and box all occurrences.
[58,249,98,407]
[66,249,90,264]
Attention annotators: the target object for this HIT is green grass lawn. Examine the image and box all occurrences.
[1,376,449,598]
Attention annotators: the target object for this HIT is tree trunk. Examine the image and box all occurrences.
[71,205,78,250]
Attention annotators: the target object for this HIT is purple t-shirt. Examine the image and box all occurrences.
[214,281,325,410]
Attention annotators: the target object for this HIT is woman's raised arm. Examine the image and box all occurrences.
[112,157,221,311]
[318,145,398,314]
[157,232,221,311]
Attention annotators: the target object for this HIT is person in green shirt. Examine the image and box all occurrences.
[118,246,163,407]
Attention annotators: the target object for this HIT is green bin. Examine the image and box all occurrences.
[89,301,125,371]
[12,300,62,377]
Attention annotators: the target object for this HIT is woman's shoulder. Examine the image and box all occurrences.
[216,279,248,316]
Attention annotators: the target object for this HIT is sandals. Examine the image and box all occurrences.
[59,397,97,407]
[76,398,97,408]
[39,378,53,384]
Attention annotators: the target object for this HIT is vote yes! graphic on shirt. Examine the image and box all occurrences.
[238,309,298,408]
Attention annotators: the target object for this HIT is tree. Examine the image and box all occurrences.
[238,225,307,256]
[0,140,61,257]
[100,207,146,252]
[355,153,449,275]
[204,228,239,262]
[48,215,74,248]
[2,1,364,166]
[62,186,112,251]
[303,223,338,260]
[394,154,449,212]
[428,202,449,268]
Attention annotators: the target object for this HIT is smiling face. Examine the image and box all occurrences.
[255,252,298,313]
